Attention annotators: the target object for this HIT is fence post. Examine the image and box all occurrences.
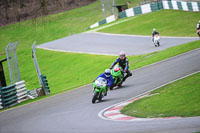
[5,42,21,84]
[32,41,42,86]
[32,41,50,95]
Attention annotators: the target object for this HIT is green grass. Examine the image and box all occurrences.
[0,1,200,111]
[0,1,104,54]
[99,10,200,37]
[121,72,200,118]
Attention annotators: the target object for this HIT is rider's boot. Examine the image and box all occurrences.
[123,71,132,82]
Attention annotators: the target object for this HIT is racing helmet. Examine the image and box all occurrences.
[105,69,111,77]
[153,28,156,32]
[119,51,126,60]
[199,20,200,23]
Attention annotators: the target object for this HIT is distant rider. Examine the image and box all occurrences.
[95,69,114,96]
[152,28,160,42]
[110,51,132,82]
[197,20,200,37]
[197,20,200,30]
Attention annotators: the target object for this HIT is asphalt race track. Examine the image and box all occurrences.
[37,32,198,55]
[0,33,200,133]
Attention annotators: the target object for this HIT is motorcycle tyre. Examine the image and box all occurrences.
[92,91,99,104]
[118,83,122,87]
[110,86,113,90]
[198,32,200,38]
[99,92,103,101]
[118,80,123,87]
[158,42,160,46]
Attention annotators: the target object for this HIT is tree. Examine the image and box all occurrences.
[2,0,9,20]
[40,0,48,15]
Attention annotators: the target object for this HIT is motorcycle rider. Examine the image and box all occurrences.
[94,69,114,96]
[152,28,160,42]
[197,20,200,37]
[110,51,132,82]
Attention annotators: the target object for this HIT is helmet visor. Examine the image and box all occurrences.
[120,55,125,60]
[105,72,111,77]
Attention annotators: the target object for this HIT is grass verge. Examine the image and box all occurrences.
[121,72,200,118]
[99,10,200,37]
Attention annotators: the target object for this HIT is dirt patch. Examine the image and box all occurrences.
[0,0,97,27]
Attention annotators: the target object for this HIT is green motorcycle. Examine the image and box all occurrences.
[92,77,107,104]
[111,65,124,89]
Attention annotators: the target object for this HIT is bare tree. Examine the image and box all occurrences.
[40,0,48,15]
[11,0,21,22]
[56,0,65,9]
[18,0,25,8]
[2,0,9,20]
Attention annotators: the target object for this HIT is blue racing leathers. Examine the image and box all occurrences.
[95,73,114,87]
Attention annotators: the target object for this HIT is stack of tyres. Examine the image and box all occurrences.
[40,75,50,95]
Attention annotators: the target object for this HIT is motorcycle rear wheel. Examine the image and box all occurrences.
[157,41,160,46]
[118,82,122,87]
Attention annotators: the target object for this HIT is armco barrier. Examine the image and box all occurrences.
[89,15,116,29]
[0,80,27,109]
[89,1,200,29]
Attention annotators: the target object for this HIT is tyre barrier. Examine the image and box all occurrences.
[40,75,50,95]
[0,80,27,109]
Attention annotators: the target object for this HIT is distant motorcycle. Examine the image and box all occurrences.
[153,34,160,47]
[197,29,200,38]
[92,77,107,104]
[111,65,124,90]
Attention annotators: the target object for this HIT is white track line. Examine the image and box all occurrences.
[36,47,118,56]
[91,32,199,39]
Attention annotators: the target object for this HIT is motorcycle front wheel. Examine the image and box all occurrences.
[92,91,99,104]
